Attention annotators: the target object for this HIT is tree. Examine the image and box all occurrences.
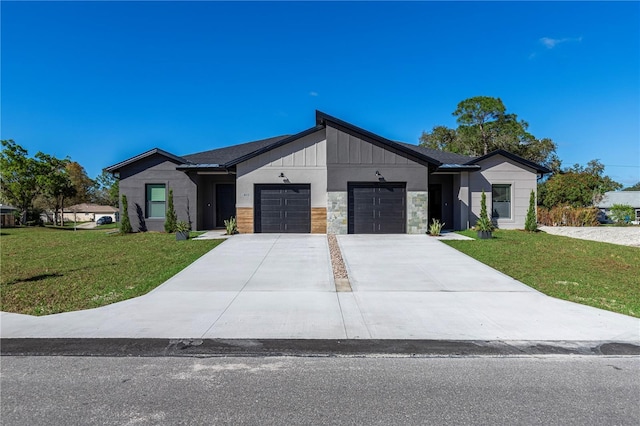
[540,159,622,208]
[35,152,76,226]
[120,195,132,234]
[66,161,95,205]
[164,189,177,233]
[0,140,42,224]
[609,204,634,223]
[623,182,640,191]
[524,190,537,232]
[93,171,119,207]
[419,96,558,166]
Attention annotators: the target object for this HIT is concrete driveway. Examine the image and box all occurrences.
[1,234,639,342]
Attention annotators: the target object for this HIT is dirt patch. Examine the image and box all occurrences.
[539,226,640,247]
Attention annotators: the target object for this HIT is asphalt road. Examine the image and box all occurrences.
[2,356,638,425]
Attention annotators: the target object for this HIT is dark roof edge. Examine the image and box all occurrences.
[465,149,552,174]
[104,148,188,173]
[434,164,482,172]
[224,125,325,167]
[315,110,442,168]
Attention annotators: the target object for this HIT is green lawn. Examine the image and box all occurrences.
[444,230,640,318]
[1,227,223,315]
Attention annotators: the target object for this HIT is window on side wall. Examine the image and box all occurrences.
[492,184,511,219]
[146,184,166,218]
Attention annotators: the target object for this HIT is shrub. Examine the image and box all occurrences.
[609,204,634,224]
[475,190,494,231]
[175,220,190,232]
[164,189,177,233]
[224,216,238,235]
[428,219,444,236]
[120,195,132,234]
[537,205,599,227]
[524,190,537,232]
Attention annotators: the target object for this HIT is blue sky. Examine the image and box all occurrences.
[2,1,639,186]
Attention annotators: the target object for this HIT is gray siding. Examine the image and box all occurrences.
[326,125,428,192]
[469,155,537,229]
[118,154,197,232]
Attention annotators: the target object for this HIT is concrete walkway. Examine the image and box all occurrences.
[1,234,638,343]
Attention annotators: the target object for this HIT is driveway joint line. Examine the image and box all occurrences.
[199,235,281,338]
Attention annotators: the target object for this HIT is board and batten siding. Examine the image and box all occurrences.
[469,155,537,229]
[235,129,328,233]
[325,126,428,191]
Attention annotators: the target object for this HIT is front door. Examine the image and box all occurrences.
[429,184,442,223]
[215,184,236,228]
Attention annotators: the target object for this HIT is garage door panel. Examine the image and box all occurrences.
[255,184,311,233]
[348,183,406,234]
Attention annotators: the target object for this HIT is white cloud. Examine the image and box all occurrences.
[309,91,318,97]
[540,36,583,49]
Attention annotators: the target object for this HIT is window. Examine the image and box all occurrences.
[146,184,166,218]
[492,184,511,219]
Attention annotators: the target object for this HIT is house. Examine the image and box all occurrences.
[105,111,550,234]
[597,191,640,224]
[62,203,119,223]
[0,205,17,227]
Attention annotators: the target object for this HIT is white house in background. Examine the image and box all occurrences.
[63,203,119,223]
[597,191,640,223]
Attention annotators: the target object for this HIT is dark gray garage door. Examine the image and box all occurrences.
[348,183,406,234]
[255,184,311,233]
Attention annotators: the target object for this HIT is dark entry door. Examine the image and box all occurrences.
[255,184,311,233]
[348,183,406,234]
[216,184,236,228]
[429,184,442,223]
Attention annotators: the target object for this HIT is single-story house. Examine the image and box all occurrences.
[105,111,550,234]
[62,203,119,223]
[597,191,640,223]
[0,204,17,227]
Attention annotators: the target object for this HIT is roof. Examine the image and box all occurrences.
[465,149,552,174]
[104,148,189,173]
[105,111,550,176]
[395,142,475,165]
[598,191,640,208]
[181,135,291,165]
[64,203,118,213]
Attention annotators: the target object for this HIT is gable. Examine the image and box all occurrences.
[237,128,327,173]
[326,125,421,167]
[475,154,536,174]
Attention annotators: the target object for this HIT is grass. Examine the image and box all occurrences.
[444,230,640,318]
[1,227,224,315]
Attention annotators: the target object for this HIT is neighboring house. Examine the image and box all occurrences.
[597,191,640,223]
[105,111,550,234]
[63,203,119,223]
[0,205,17,227]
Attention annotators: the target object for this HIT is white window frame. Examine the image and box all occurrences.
[491,183,514,223]
[146,183,167,219]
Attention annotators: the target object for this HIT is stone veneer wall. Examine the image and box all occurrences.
[406,191,428,234]
[327,191,348,234]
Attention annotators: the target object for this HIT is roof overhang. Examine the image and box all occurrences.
[465,149,552,174]
[104,148,189,173]
[432,164,482,174]
[175,164,236,175]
